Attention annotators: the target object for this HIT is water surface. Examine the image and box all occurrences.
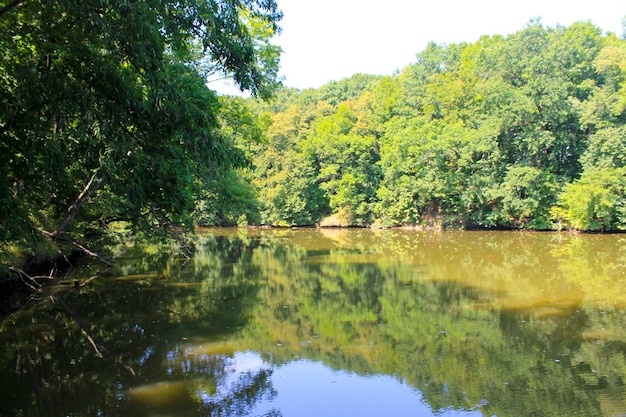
[1,229,625,416]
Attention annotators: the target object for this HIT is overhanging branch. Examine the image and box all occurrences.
[55,170,107,236]
[0,0,29,18]
[39,229,113,267]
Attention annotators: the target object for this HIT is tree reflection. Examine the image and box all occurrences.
[200,369,279,417]
[236,229,626,417]
[1,229,626,417]
[121,357,278,417]
[0,233,275,417]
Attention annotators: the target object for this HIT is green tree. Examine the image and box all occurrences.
[552,168,626,231]
[0,0,282,248]
[252,105,327,226]
[498,166,558,229]
[193,96,269,226]
[552,127,626,231]
[244,20,623,232]
[304,103,381,225]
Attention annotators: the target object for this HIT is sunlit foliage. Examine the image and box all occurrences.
[248,21,626,230]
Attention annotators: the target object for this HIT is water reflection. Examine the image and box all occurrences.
[248,354,482,417]
[1,229,625,416]
[125,349,277,416]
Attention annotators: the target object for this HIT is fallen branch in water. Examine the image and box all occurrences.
[5,266,54,292]
[76,266,112,288]
[7,267,39,291]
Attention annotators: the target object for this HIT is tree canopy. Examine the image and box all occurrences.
[246,21,626,231]
[0,0,282,253]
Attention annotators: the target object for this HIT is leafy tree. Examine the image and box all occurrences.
[553,126,626,231]
[580,126,626,170]
[0,0,282,248]
[552,168,626,231]
[193,96,269,226]
[252,105,327,226]
[498,166,558,229]
[315,73,382,105]
[304,103,381,225]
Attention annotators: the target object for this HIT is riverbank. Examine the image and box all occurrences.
[0,237,90,316]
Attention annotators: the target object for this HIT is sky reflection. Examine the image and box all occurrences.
[240,352,482,417]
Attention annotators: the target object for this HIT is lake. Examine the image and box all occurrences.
[1,228,625,416]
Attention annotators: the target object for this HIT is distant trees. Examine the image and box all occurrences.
[248,21,626,231]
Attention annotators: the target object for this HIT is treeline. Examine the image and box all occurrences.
[2,13,626,275]
[225,20,626,231]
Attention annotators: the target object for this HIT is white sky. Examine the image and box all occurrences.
[271,0,625,90]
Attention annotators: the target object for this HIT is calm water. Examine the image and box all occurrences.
[1,229,626,417]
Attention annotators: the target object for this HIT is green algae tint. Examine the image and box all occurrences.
[1,229,625,417]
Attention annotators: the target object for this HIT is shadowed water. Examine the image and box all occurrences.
[1,228,625,416]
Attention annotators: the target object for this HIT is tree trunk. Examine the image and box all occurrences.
[55,170,107,236]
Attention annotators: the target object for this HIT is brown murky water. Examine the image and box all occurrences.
[1,228,625,416]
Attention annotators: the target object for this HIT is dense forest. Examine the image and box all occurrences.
[236,19,626,231]
[1,2,626,285]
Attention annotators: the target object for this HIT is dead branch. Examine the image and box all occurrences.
[55,171,107,236]
[39,228,113,267]
[62,237,113,267]
[57,249,72,267]
[7,266,42,292]
[31,267,56,284]
[76,266,112,288]
[52,296,135,376]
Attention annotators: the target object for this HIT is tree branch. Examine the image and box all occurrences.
[40,229,113,267]
[0,0,28,19]
[76,266,111,288]
[52,296,136,375]
[6,266,42,292]
[55,170,107,235]
[53,296,106,358]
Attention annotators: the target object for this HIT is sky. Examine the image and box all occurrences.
[265,0,625,90]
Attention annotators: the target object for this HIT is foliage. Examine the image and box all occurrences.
[244,21,626,231]
[0,0,282,256]
[552,168,626,231]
